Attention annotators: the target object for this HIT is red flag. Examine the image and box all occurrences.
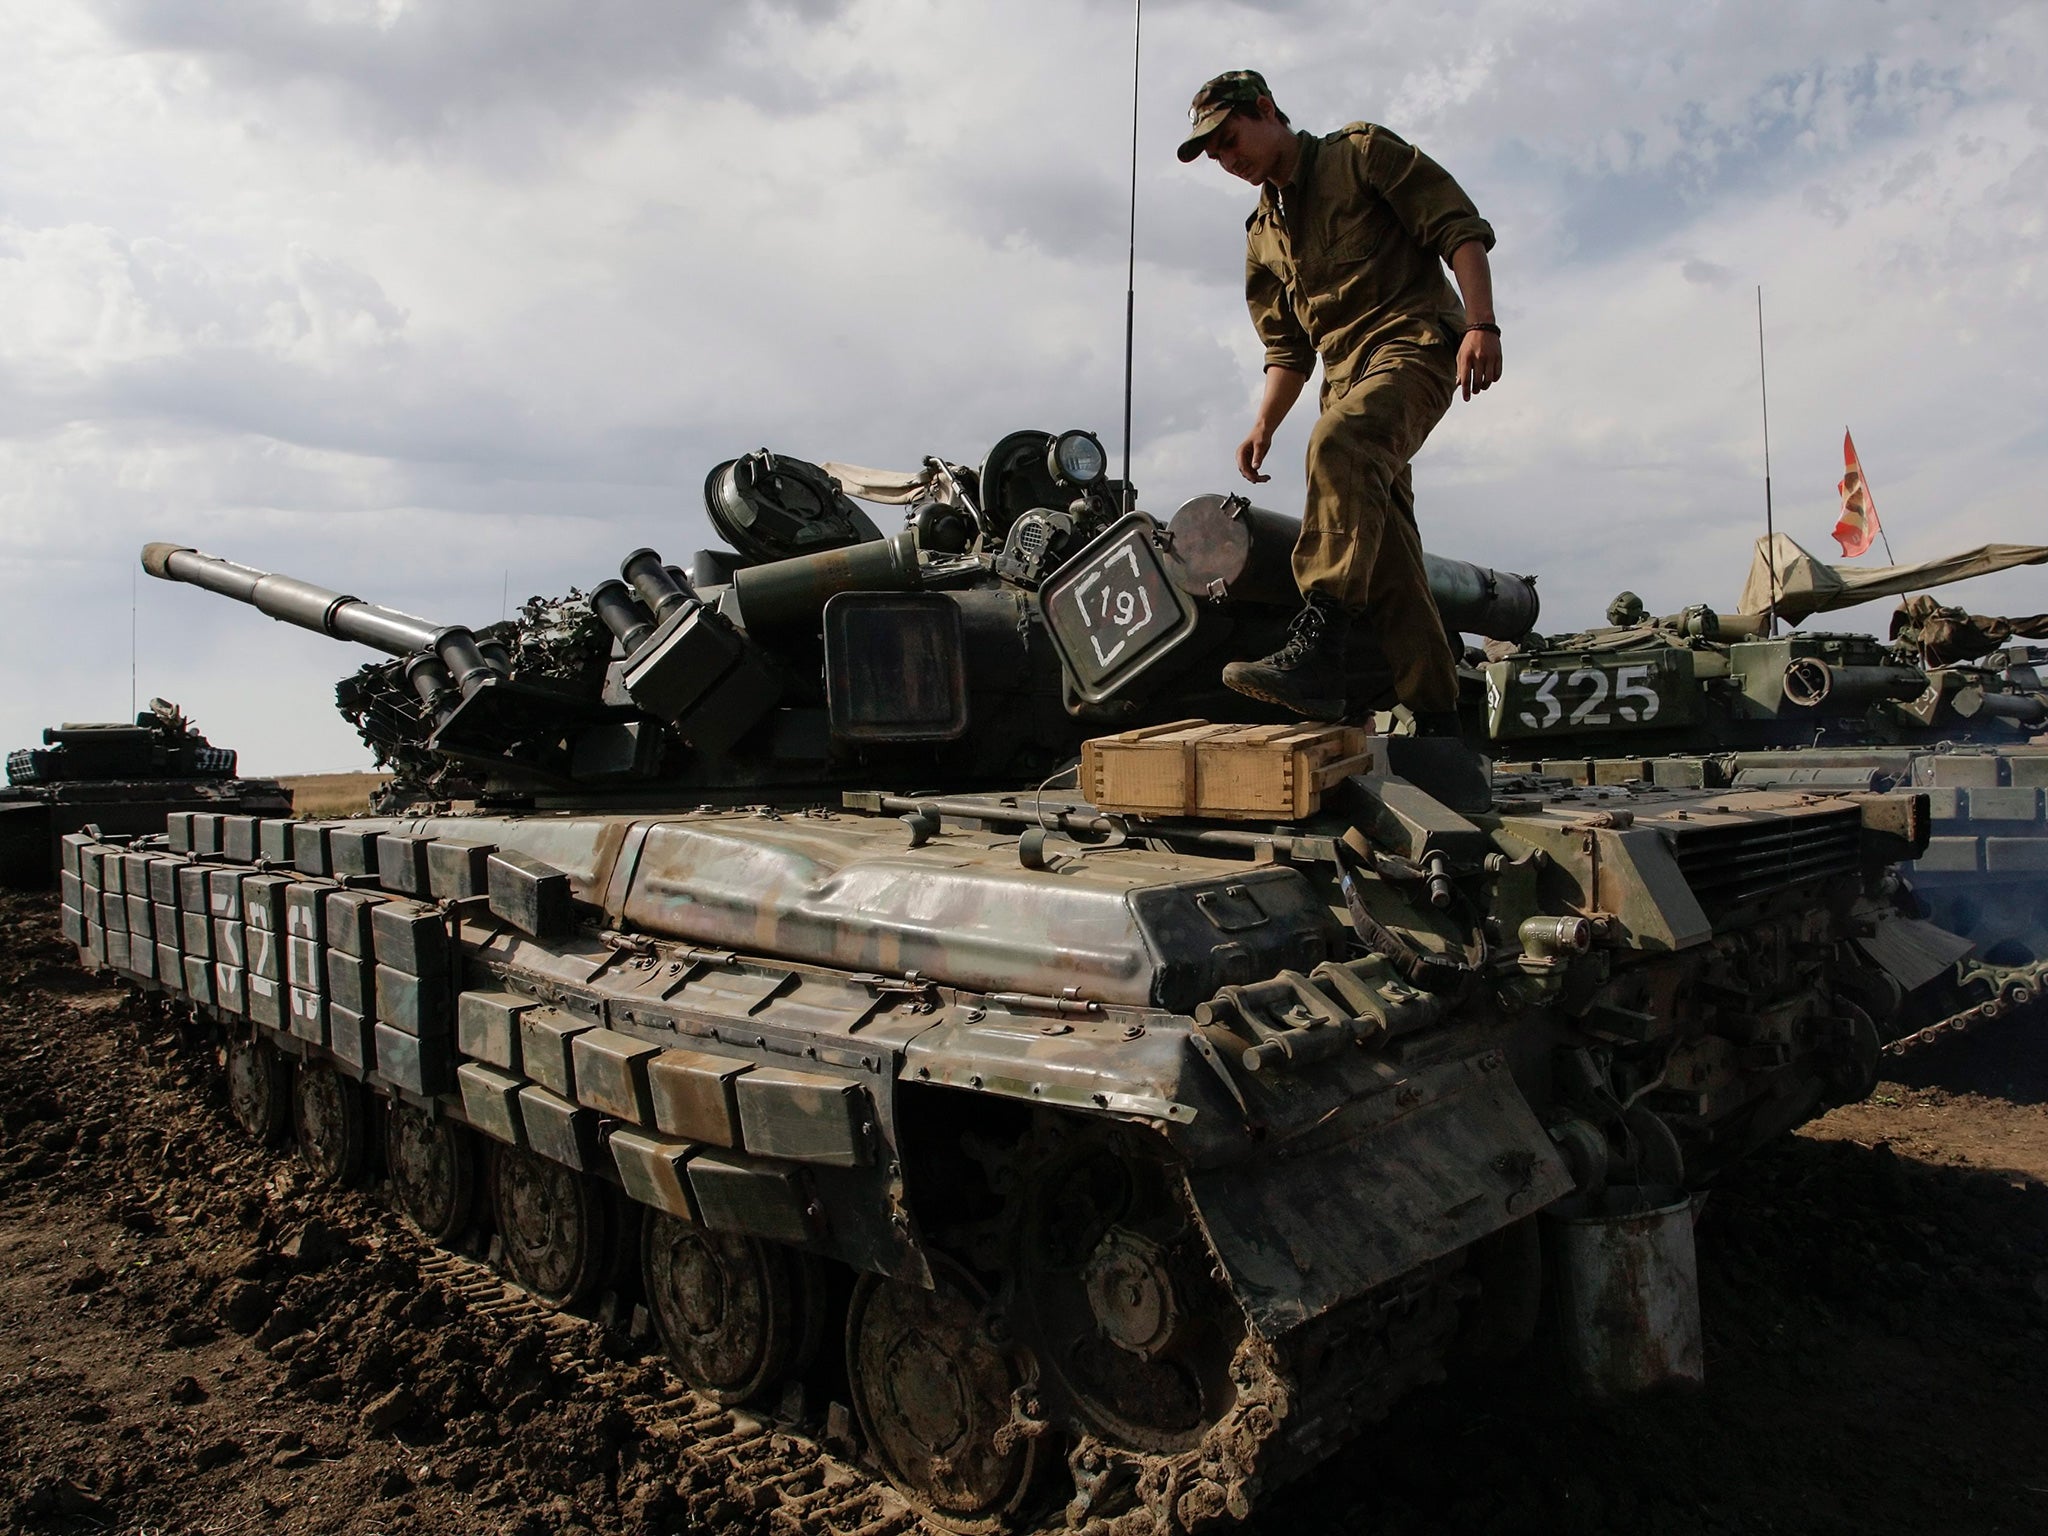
[1833,429,1880,558]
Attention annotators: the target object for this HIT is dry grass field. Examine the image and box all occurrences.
[277,771,389,818]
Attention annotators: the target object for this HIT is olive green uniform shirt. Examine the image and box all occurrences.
[1246,124,1494,395]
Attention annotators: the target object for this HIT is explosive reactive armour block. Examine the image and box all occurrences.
[246,925,282,983]
[123,852,153,895]
[427,841,493,900]
[516,1086,599,1172]
[222,816,260,863]
[486,850,574,939]
[213,963,246,1015]
[177,863,207,915]
[686,1151,813,1246]
[647,1049,751,1147]
[60,870,84,913]
[370,900,448,982]
[125,894,153,940]
[155,943,183,994]
[206,868,243,920]
[373,1024,453,1096]
[98,855,123,897]
[287,936,324,992]
[105,929,131,972]
[284,882,327,942]
[456,990,533,1072]
[77,848,102,892]
[609,1129,698,1221]
[189,813,222,855]
[181,910,212,959]
[128,937,157,982]
[165,815,196,854]
[148,856,186,905]
[61,833,92,878]
[60,905,85,947]
[293,822,332,877]
[375,833,434,897]
[571,1029,661,1124]
[327,826,381,878]
[182,954,212,1004]
[153,904,178,948]
[326,951,376,1019]
[328,1004,374,1069]
[288,987,327,1045]
[247,972,284,1029]
[375,964,450,1036]
[457,1062,525,1146]
[324,890,380,957]
[212,917,246,969]
[259,819,296,864]
[101,891,125,932]
[518,1009,594,1098]
[242,873,290,933]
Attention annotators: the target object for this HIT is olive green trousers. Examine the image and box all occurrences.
[1291,339,1460,713]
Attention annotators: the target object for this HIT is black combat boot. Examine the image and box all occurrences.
[1221,596,1350,719]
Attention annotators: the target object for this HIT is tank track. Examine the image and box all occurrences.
[199,1018,1465,1536]
[398,1217,923,1535]
[1883,958,2048,1059]
[1061,1262,1464,1535]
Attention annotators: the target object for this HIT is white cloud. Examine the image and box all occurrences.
[1,0,2044,772]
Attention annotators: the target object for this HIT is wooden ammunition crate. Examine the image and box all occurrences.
[1080,720,1373,821]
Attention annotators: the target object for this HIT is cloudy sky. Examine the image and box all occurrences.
[3,0,2044,772]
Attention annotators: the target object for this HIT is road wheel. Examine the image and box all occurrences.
[493,1145,609,1308]
[385,1101,478,1243]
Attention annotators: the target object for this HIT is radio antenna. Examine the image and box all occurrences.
[1756,285,1777,636]
[1120,0,1142,514]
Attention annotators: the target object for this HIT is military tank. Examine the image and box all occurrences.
[0,698,291,888]
[1472,577,2047,989]
[62,429,1965,1534]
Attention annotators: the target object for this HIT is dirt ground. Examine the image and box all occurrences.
[2,886,2044,1536]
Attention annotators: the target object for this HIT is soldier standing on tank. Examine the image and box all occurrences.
[1179,71,1501,730]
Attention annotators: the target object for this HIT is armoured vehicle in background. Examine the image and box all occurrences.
[0,699,290,889]
[1471,551,2048,992]
[62,428,1972,1534]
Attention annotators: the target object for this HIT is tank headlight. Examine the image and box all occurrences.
[1048,430,1108,487]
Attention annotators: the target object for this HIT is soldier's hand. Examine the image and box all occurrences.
[1237,423,1275,483]
[1456,329,1503,401]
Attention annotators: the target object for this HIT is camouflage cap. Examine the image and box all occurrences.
[1176,70,1274,162]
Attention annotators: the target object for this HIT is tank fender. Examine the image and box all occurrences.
[1855,911,1976,993]
[1183,1050,1573,1339]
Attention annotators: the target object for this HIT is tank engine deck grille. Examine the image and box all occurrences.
[1663,807,1863,909]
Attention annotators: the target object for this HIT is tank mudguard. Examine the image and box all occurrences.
[1184,1051,1572,1338]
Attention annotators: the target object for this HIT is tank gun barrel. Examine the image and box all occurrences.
[1161,497,1540,640]
[1781,657,1926,711]
[141,542,510,697]
[142,543,443,657]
